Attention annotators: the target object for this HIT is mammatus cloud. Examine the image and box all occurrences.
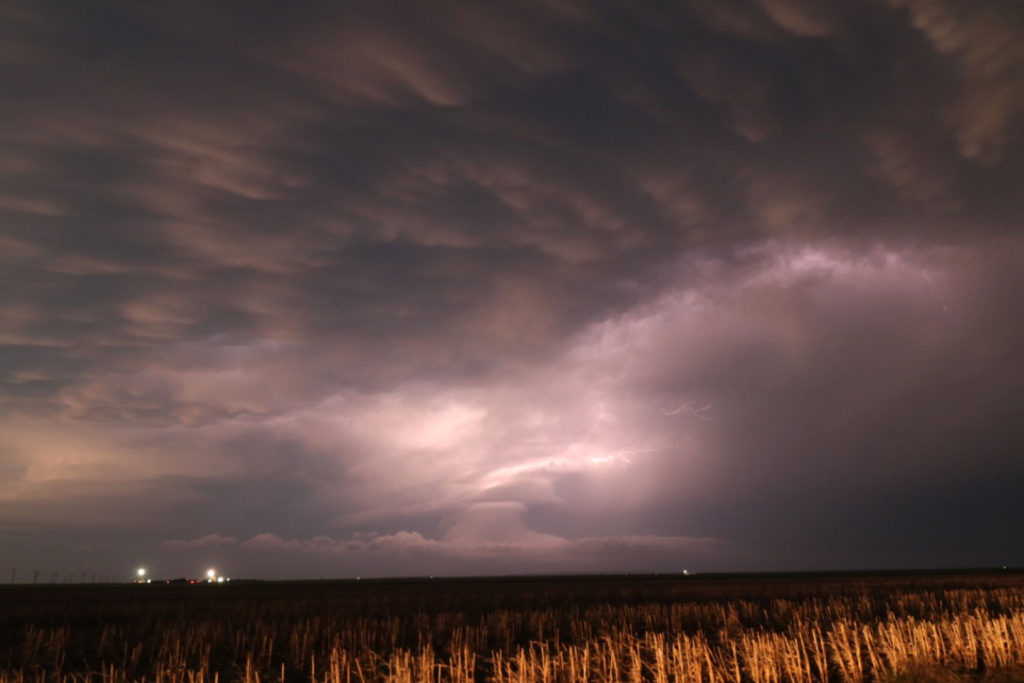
[1,1,1022,577]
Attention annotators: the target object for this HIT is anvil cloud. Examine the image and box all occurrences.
[1,0,1022,579]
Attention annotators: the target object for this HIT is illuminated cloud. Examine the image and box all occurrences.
[1,1,1021,578]
[167,525,718,576]
[163,534,238,550]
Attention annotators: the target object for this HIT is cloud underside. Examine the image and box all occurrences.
[165,522,716,564]
[159,502,720,576]
[1,0,1023,575]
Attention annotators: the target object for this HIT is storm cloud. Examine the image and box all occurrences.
[1,0,1022,579]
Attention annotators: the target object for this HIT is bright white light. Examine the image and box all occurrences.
[206,568,216,579]
[216,576,224,583]
[136,567,146,577]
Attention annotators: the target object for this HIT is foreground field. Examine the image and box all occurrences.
[2,571,1023,682]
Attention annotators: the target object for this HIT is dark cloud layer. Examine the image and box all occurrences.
[1,0,1022,579]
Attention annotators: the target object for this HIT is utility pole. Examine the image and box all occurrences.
[33,570,40,584]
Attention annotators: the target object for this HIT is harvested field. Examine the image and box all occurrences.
[2,571,1023,682]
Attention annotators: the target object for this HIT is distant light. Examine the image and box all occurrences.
[137,567,146,577]
[206,568,216,579]
[146,579,151,584]
[216,576,224,583]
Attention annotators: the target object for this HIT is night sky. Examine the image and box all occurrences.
[2,1,1023,581]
